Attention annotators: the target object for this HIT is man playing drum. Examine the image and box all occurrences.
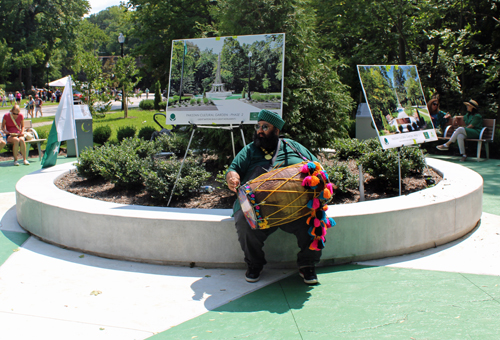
[226,109,323,285]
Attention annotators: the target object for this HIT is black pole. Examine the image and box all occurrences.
[120,43,124,110]
[248,56,251,100]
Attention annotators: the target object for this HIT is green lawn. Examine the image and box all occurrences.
[1,109,163,153]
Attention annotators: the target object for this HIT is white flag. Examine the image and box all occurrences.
[55,76,76,141]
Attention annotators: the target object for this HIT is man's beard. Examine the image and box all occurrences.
[253,130,279,152]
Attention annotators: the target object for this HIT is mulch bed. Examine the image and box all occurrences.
[53,155,442,209]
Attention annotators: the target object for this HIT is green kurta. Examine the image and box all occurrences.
[228,139,318,213]
[463,112,483,139]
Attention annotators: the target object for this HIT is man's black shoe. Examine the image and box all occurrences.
[299,266,318,285]
[245,266,262,282]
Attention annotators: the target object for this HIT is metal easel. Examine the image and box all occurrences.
[166,121,247,207]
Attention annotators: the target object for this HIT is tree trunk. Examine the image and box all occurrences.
[124,90,128,118]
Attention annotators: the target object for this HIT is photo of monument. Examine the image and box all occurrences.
[166,33,285,125]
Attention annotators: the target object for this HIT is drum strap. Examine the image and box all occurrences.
[282,139,310,162]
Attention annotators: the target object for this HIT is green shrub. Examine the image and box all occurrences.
[159,101,167,110]
[75,145,109,180]
[30,129,49,151]
[400,146,426,174]
[190,98,196,105]
[93,125,112,145]
[364,138,383,152]
[138,126,157,140]
[357,145,425,189]
[196,98,201,104]
[116,125,137,142]
[154,80,161,111]
[98,137,161,189]
[203,97,209,104]
[154,132,189,154]
[139,99,154,110]
[143,157,211,201]
[330,138,366,160]
[324,161,358,194]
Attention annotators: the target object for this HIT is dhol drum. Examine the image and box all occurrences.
[238,162,330,229]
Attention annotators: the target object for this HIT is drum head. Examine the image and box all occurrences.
[238,186,258,229]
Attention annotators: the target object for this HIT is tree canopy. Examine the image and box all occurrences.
[0,0,498,123]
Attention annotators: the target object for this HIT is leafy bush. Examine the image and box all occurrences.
[215,164,229,190]
[159,101,167,110]
[324,161,358,194]
[203,97,209,104]
[139,99,154,110]
[29,129,49,151]
[75,145,110,180]
[190,98,196,105]
[155,132,189,155]
[93,125,112,145]
[98,137,161,189]
[399,146,426,174]
[143,157,211,201]
[154,80,161,111]
[330,138,366,160]
[116,125,137,142]
[358,145,425,189]
[138,126,157,140]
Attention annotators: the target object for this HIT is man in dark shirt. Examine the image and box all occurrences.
[226,109,322,285]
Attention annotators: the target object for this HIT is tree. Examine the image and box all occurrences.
[114,55,142,118]
[313,0,500,119]
[0,0,89,90]
[206,0,354,151]
[127,0,212,84]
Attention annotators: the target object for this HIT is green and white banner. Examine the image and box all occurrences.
[41,76,76,168]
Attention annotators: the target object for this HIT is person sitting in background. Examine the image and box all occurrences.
[428,98,450,134]
[436,99,482,162]
[1,105,29,165]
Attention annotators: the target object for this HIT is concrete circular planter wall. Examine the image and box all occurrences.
[16,158,482,268]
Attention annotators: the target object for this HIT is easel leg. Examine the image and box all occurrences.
[230,124,235,158]
[398,147,402,196]
[167,127,196,207]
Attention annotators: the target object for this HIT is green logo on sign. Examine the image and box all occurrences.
[170,113,176,121]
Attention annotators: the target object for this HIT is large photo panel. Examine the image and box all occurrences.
[166,33,285,125]
[357,65,438,149]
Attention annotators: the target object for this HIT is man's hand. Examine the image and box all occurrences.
[226,171,240,193]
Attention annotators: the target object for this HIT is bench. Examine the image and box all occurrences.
[439,116,496,161]
[5,120,47,161]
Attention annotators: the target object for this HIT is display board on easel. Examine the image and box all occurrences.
[164,33,286,206]
[166,33,285,126]
[357,65,438,149]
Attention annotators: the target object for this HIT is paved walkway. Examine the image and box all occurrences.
[0,95,145,127]
[0,155,499,339]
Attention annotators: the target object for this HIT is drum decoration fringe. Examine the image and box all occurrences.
[243,184,270,229]
[300,162,337,251]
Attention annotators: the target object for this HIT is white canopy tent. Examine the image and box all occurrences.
[48,76,75,87]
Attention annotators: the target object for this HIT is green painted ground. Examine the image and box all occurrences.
[150,265,500,340]
[149,157,500,340]
[0,231,29,265]
[0,156,77,193]
[429,155,500,216]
